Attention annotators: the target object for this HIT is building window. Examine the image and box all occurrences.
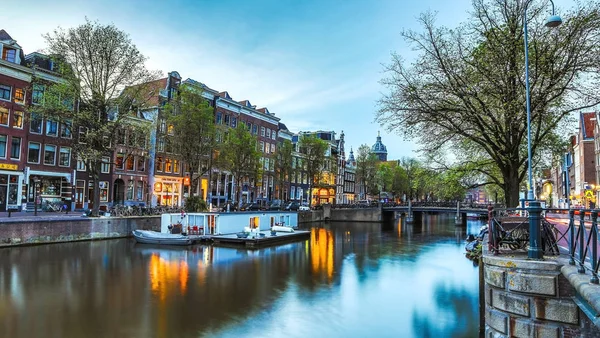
[246,122,252,131]
[216,112,222,124]
[173,159,180,174]
[0,107,8,125]
[27,142,41,163]
[165,158,172,173]
[77,158,86,171]
[259,141,264,153]
[126,180,134,200]
[261,126,265,137]
[224,114,230,126]
[43,144,56,165]
[2,48,16,63]
[59,147,71,167]
[10,137,21,160]
[252,125,258,135]
[167,124,174,135]
[61,119,72,138]
[156,156,163,172]
[136,181,144,201]
[159,119,166,133]
[272,131,277,140]
[32,84,45,105]
[12,111,23,129]
[291,186,296,200]
[78,126,87,143]
[265,143,270,154]
[264,157,269,170]
[0,135,6,158]
[137,157,145,172]
[115,153,125,170]
[271,143,275,153]
[0,85,11,101]
[266,128,271,139]
[101,157,110,173]
[99,181,109,202]
[231,116,237,128]
[126,155,135,171]
[158,138,165,152]
[46,119,58,137]
[14,88,25,104]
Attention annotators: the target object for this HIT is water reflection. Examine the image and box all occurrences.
[0,214,480,338]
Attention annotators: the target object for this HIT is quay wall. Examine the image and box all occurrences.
[483,250,600,337]
[0,216,161,247]
[298,206,383,223]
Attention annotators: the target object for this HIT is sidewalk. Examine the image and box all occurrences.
[0,211,86,222]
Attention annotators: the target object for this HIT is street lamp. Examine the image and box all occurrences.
[524,0,562,259]
[32,176,40,216]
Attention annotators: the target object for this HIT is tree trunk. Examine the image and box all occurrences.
[90,161,101,217]
[503,167,521,208]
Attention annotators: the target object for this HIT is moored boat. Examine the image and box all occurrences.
[132,230,192,246]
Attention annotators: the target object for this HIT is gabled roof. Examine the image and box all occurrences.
[581,112,595,140]
[125,78,167,107]
[278,122,288,131]
[219,91,232,100]
[0,29,14,41]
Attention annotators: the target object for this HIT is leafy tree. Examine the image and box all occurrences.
[399,157,422,201]
[298,134,328,207]
[355,144,378,200]
[163,84,216,197]
[377,0,600,206]
[33,19,160,216]
[274,139,294,201]
[220,124,262,208]
[375,163,394,199]
[390,165,409,201]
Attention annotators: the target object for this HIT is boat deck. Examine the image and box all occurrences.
[212,230,310,249]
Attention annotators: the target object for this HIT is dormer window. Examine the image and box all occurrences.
[2,48,16,63]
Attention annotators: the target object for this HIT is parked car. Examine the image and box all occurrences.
[241,202,262,211]
[285,201,300,211]
[220,202,237,212]
[298,203,310,211]
[268,199,283,210]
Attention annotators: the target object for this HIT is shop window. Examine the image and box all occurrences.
[12,111,23,129]
[126,180,134,200]
[59,147,71,167]
[43,144,56,165]
[165,158,172,173]
[0,107,8,125]
[136,181,144,201]
[14,88,25,105]
[27,142,40,163]
[99,181,109,202]
[115,153,125,170]
[101,157,110,173]
[10,137,21,160]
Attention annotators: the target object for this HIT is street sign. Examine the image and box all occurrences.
[586,190,594,199]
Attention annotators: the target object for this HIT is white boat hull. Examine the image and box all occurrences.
[132,230,192,246]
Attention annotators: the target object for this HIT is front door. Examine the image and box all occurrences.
[75,180,85,209]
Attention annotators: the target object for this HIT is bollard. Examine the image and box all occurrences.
[528,200,543,259]
[579,211,586,274]
[569,209,575,265]
[591,210,599,284]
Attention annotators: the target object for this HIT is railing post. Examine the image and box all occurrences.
[569,209,575,265]
[488,204,495,253]
[579,211,586,274]
[528,200,543,259]
[591,210,599,284]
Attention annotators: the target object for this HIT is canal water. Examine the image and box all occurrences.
[0,214,482,338]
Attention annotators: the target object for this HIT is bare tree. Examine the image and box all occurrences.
[377,0,600,206]
[33,19,160,216]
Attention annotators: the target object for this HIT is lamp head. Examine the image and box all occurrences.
[545,15,562,28]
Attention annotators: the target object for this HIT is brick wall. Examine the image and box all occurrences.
[0,216,161,247]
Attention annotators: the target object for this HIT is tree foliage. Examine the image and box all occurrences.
[163,84,216,196]
[33,19,160,216]
[219,124,262,207]
[274,139,295,201]
[298,134,328,206]
[377,0,600,206]
[355,144,378,199]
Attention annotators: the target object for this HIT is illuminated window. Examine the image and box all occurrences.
[14,88,25,104]
[12,111,23,128]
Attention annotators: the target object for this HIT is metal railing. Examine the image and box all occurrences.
[330,201,501,209]
[490,207,600,284]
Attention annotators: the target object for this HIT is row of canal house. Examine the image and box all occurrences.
[0,28,362,212]
[548,112,597,208]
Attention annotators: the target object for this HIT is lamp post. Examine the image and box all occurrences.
[524,0,562,259]
[33,176,40,216]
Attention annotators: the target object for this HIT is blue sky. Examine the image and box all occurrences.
[6,0,478,160]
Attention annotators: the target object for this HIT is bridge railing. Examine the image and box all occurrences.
[490,207,600,284]
[330,201,502,209]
